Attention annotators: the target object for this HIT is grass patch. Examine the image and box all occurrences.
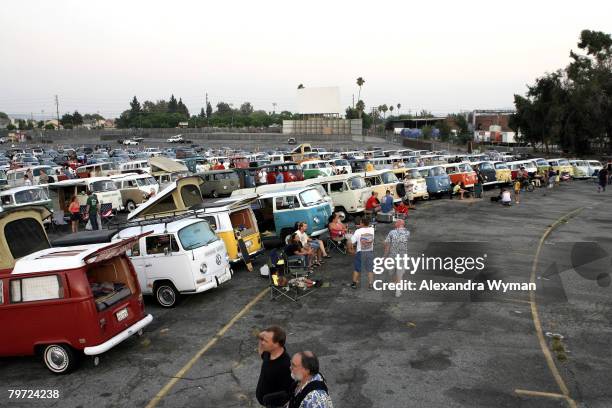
[551,336,567,362]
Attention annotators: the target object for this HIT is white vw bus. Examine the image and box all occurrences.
[113,217,232,307]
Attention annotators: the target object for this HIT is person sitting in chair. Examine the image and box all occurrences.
[365,191,382,220]
[285,233,314,269]
[380,190,394,213]
[328,213,354,253]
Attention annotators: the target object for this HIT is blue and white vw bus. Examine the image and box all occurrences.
[417,165,452,196]
[252,187,332,245]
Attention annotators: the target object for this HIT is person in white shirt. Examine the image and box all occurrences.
[295,222,329,266]
[501,188,512,206]
[350,217,376,289]
[258,169,268,185]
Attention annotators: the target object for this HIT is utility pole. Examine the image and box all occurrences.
[205,92,209,127]
[55,95,60,129]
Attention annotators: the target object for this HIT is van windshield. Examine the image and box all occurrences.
[179,221,218,250]
[381,172,399,184]
[429,167,446,176]
[91,180,117,192]
[349,177,366,189]
[300,189,325,207]
[15,188,48,204]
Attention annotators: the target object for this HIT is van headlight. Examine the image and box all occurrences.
[313,216,320,224]
[200,263,208,274]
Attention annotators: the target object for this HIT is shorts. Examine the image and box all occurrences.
[354,251,374,273]
[70,212,81,221]
[310,240,321,249]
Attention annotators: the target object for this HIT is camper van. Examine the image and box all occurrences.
[417,166,452,196]
[392,168,429,200]
[48,177,124,216]
[442,163,478,188]
[118,160,150,174]
[149,156,190,188]
[0,186,53,213]
[198,170,240,197]
[302,160,335,179]
[253,187,332,244]
[0,207,152,374]
[110,174,159,212]
[75,162,118,178]
[112,217,233,307]
[359,170,403,202]
[6,166,55,187]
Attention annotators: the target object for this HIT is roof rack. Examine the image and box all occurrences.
[107,208,210,231]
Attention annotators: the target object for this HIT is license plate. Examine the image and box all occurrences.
[116,308,128,322]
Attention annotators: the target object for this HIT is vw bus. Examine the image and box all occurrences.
[6,165,55,187]
[586,160,603,177]
[128,177,264,266]
[417,165,452,196]
[258,162,304,184]
[198,170,240,197]
[359,170,403,202]
[302,160,335,179]
[0,186,53,214]
[442,163,478,188]
[533,158,551,176]
[112,217,232,307]
[547,158,573,180]
[48,177,124,215]
[118,160,150,174]
[470,161,498,186]
[331,159,352,174]
[253,187,332,244]
[110,174,160,213]
[392,168,429,200]
[75,162,118,178]
[0,207,152,374]
[569,160,590,179]
[493,161,513,184]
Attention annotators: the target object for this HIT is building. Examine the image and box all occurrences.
[471,110,517,144]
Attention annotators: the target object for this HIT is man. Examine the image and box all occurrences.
[86,190,100,230]
[38,168,49,185]
[296,222,329,264]
[365,191,381,218]
[380,190,394,214]
[384,219,410,297]
[258,169,268,185]
[597,166,608,193]
[275,171,284,184]
[365,161,374,172]
[256,326,293,408]
[350,217,375,290]
[288,351,333,408]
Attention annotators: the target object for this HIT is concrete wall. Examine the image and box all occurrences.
[283,118,362,135]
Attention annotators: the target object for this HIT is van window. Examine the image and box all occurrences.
[201,216,217,230]
[1,195,11,205]
[126,241,140,257]
[5,218,50,259]
[276,195,300,210]
[179,221,218,250]
[146,235,180,255]
[181,184,203,207]
[10,275,63,303]
[330,182,345,193]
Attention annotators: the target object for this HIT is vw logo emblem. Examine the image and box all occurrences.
[215,254,222,265]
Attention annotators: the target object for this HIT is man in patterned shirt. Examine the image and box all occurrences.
[384,219,410,297]
[288,351,333,408]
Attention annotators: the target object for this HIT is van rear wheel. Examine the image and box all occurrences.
[42,344,78,374]
[126,200,136,213]
[155,283,179,308]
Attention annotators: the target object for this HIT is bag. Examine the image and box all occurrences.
[85,219,92,230]
[260,264,270,277]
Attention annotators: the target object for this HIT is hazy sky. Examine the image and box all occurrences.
[1,0,610,119]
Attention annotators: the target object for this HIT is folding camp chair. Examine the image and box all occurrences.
[326,233,347,255]
[267,250,316,302]
[100,203,113,227]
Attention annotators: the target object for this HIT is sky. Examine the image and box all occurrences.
[1,0,611,119]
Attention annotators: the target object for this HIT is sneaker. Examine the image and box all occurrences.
[395,289,402,298]
[367,284,373,291]
[350,282,358,289]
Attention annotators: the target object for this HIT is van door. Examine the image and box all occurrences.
[141,234,193,292]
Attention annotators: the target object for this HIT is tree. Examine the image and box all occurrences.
[396,103,401,114]
[380,104,388,119]
[37,120,44,129]
[355,100,365,118]
[240,102,254,116]
[6,123,16,131]
[199,108,206,118]
[60,113,74,128]
[177,98,189,116]
[72,111,83,126]
[215,102,232,115]
[297,84,304,89]
[389,105,394,115]
[44,123,55,130]
[356,77,365,101]
[168,94,178,113]
[206,101,213,118]
[0,112,8,119]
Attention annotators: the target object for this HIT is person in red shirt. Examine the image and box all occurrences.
[365,191,381,213]
[395,200,409,218]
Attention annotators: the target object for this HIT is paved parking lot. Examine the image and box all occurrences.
[2,179,611,408]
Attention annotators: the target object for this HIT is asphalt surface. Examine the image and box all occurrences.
[2,178,611,408]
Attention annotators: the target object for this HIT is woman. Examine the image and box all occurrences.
[68,195,81,233]
[328,213,353,253]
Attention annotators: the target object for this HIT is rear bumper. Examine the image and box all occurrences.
[84,314,153,356]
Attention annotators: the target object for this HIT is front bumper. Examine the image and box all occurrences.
[84,314,153,356]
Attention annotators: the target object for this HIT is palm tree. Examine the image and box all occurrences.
[297,84,304,89]
[397,103,401,115]
[389,105,394,116]
[356,77,365,102]
[381,104,388,119]
[356,100,365,118]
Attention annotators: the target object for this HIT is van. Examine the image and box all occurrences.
[75,162,118,178]
[569,160,590,179]
[442,163,478,188]
[47,177,124,215]
[586,160,603,177]
[128,177,264,266]
[416,166,452,196]
[0,207,152,374]
[0,186,53,214]
[6,165,55,187]
[359,170,403,202]
[192,195,264,264]
[110,174,160,213]
[532,158,551,176]
[492,162,513,184]
[257,162,304,184]
[302,160,334,179]
[198,170,240,198]
[547,158,573,180]
[112,217,232,307]
[470,161,498,185]
[149,156,190,188]
[392,168,429,200]
[253,187,332,244]
[118,160,150,174]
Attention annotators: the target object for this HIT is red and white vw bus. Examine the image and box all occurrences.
[0,207,152,374]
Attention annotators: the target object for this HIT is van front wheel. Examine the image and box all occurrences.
[126,200,136,213]
[211,190,219,198]
[155,283,179,308]
[42,344,78,374]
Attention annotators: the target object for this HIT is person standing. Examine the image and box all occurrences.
[68,195,81,233]
[350,217,375,290]
[513,177,521,204]
[288,351,333,408]
[597,166,608,193]
[38,169,49,185]
[86,190,100,230]
[383,219,411,298]
[23,174,32,186]
[256,326,293,408]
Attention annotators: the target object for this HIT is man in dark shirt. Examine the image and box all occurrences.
[256,326,293,407]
